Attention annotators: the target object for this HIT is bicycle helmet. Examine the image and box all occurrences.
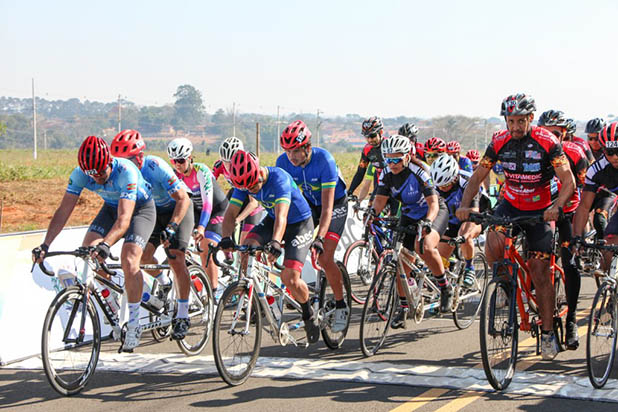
[466,149,480,163]
[381,134,412,157]
[78,135,111,175]
[361,116,383,136]
[424,137,447,153]
[398,123,419,140]
[537,110,568,127]
[585,118,606,134]
[500,93,536,116]
[415,142,425,158]
[230,150,261,189]
[219,136,244,162]
[430,154,459,187]
[565,118,577,136]
[599,122,618,149]
[280,120,312,149]
[167,137,193,160]
[110,129,145,158]
[446,140,461,154]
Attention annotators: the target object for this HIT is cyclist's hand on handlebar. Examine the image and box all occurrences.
[193,227,205,244]
[265,240,283,264]
[92,241,111,262]
[419,218,433,234]
[310,236,325,256]
[160,222,179,249]
[347,194,358,203]
[543,205,561,222]
[32,243,49,264]
[570,235,583,254]
[456,207,471,222]
[218,236,235,252]
[363,207,377,226]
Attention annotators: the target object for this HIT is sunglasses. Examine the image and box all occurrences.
[384,157,404,165]
[172,158,187,165]
[589,137,598,142]
[365,132,379,139]
[425,152,441,158]
[604,148,618,157]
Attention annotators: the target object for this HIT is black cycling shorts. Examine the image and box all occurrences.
[399,201,449,251]
[493,200,553,256]
[88,199,156,250]
[148,203,194,251]
[309,195,348,243]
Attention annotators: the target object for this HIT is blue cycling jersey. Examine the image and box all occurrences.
[436,169,478,225]
[230,167,312,224]
[376,163,436,220]
[275,147,347,206]
[66,157,152,206]
[459,156,473,173]
[140,155,187,212]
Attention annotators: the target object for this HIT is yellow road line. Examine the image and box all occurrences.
[390,388,450,412]
[433,391,484,412]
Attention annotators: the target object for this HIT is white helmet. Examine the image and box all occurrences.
[167,138,193,160]
[430,154,459,187]
[219,136,244,162]
[381,134,412,158]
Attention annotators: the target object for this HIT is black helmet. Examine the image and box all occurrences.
[565,119,577,136]
[398,123,419,141]
[537,110,568,127]
[585,118,606,134]
[361,116,383,137]
[500,93,536,116]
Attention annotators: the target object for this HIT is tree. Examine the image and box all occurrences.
[172,85,205,130]
[0,121,6,137]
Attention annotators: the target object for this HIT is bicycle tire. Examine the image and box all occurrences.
[343,240,379,305]
[177,265,215,356]
[479,279,518,391]
[212,280,262,386]
[553,267,568,352]
[586,282,618,389]
[41,286,101,396]
[359,263,397,357]
[453,252,489,330]
[320,261,353,349]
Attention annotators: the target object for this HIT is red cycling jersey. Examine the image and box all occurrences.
[480,126,568,211]
[560,140,589,213]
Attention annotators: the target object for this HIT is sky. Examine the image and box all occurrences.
[1,0,617,120]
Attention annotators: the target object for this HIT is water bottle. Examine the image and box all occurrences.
[266,295,281,322]
[407,276,418,296]
[57,267,77,288]
[142,291,164,310]
[101,288,120,325]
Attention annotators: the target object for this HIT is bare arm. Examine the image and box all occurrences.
[235,196,259,223]
[169,188,191,226]
[358,179,372,202]
[553,163,576,209]
[573,191,595,237]
[221,203,241,238]
[43,192,80,247]
[316,187,335,238]
[370,194,389,216]
[456,165,492,221]
[272,202,290,243]
[424,194,439,222]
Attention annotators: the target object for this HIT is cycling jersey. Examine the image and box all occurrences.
[561,141,588,213]
[571,135,594,163]
[275,147,347,206]
[140,155,187,212]
[230,167,312,224]
[212,159,233,185]
[436,169,479,225]
[480,126,568,211]
[174,162,228,228]
[376,163,437,220]
[67,157,152,206]
[584,156,618,195]
[458,156,473,173]
[349,142,386,194]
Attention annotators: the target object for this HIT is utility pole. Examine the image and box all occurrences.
[117,94,122,133]
[44,130,47,150]
[316,109,322,147]
[32,78,37,160]
[256,122,260,158]
[232,102,236,136]
[276,105,280,154]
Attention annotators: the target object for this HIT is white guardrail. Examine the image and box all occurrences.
[0,202,365,365]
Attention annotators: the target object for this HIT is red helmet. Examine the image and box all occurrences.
[280,120,311,150]
[230,150,261,189]
[415,142,425,158]
[110,129,145,158]
[446,140,461,154]
[424,137,446,153]
[466,149,480,163]
[78,136,111,175]
[599,122,618,149]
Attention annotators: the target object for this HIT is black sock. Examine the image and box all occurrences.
[300,300,313,320]
[335,299,347,309]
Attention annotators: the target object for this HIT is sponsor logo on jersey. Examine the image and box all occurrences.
[126,183,137,191]
[523,163,541,172]
[524,150,542,160]
[501,162,517,170]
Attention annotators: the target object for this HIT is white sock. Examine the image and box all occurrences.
[128,302,141,328]
[176,299,189,319]
[155,272,171,286]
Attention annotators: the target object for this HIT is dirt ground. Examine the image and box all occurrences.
[0,178,102,233]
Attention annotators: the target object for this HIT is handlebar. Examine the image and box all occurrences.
[33,247,118,278]
[467,211,545,227]
[208,244,285,271]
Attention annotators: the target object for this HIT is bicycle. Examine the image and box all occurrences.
[36,246,214,396]
[342,201,396,305]
[577,240,618,388]
[467,211,568,391]
[209,243,352,386]
[359,219,489,357]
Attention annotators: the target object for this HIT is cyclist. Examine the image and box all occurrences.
[219,150,321,343]
[586,118,606,161]
[212,136,263,243]
[574,122,618,280]
[538,111,589,350]
[424,137,447,166]
[430,154,483,288]
[565,118,595,164]
[456,93,575,360]
[275,120,350,331]
[167,138,229,299]
[348,116,386,197]
[446,141,473,173]
[465,149,481,170]
[32,135,155,352]
[369,135,451,327]
[111,130,194,340]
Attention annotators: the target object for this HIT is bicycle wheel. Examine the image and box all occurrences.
[320,261,353,349]
[479,279,518,391]
[359,263,397,357]
[41,286,101,396]
[177,265,215,356]
[343,240,379,305]
[213,280,262,386]
[586,282,618,388]
[453,252,489,329]
[553,268,568,352]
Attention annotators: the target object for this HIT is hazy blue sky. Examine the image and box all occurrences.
[2,0,616,120]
